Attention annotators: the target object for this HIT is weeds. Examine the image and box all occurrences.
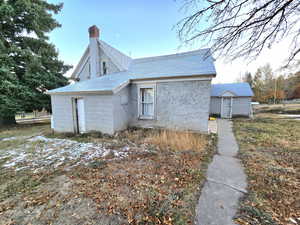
[145,129,207,152]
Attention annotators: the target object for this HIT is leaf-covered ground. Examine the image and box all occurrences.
[233,117,300,225]
[0,124,215,225]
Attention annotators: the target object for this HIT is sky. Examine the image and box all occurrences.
[48,0,294,83]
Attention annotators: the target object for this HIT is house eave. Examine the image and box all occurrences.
[130,73,216,82]
[47,73,216,96]
[70,46,90,79]
[211,95,253,98]
[46,90,114,95]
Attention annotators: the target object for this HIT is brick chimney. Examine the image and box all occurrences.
[88,25,100,79]
[89,25,99,38]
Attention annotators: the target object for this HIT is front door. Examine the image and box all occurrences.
[76,98,86,133]
[222,97,232,118]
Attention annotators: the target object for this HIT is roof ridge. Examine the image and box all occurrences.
[98,40,132,70]
[213,82,250,86]
[211,83,253,97]
[70,46,90,79]
[99,40,131,59]
[133,48,211,63]
[213,82,248,85]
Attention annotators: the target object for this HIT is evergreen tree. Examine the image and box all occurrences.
[241,72,253,87]
[252,68,264,102]
[0,0,70,125]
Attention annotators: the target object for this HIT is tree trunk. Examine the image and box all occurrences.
[0,115,16,126]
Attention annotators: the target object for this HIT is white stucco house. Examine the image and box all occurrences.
[210,83,254,118]
[47,25,216,134]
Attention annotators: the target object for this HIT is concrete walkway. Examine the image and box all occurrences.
[195,119,247,225]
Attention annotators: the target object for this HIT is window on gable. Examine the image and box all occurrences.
[88,63,91,78]
[102,61,107,75]
[139,87,155,119]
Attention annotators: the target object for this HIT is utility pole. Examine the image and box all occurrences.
[274,78,277,104]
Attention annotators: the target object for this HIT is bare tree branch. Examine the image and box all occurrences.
[177,0,300,64]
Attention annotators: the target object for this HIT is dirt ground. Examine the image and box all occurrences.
[0,124,215,225]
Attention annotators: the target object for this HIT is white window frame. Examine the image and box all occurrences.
[138,84,156,120]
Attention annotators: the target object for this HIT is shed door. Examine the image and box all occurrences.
[222,97,232,118]
[76,98,86,133]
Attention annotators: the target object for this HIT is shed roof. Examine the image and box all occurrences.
[48,48,216,94]
[211,83,254,97]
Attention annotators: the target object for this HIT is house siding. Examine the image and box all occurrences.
[209,96,252,116]
[210,97,221,115]
[129,80,211,132]
[51,94,114,134]
[77,47,120,82]
[99,47,120,75]
[52,79,213,134]
[84,95,114,134]
[51,95,74,132]
[232,97,252,116]
[113,86,130,131]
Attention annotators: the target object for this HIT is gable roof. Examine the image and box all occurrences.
[70,40,132,79]
[99,40,132,71]
[211,83,254,97]
[48,48,216,95]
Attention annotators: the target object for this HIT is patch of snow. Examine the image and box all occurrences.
[281,114,300,118]
[122,146,130,151]
[102,149,112,158]
[1,136,17,141]
[29,135,51,142]
[112,150,128,158]
[1,135,147,172]
[1,135,31,142]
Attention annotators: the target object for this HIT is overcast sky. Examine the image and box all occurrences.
[48,0,293,83]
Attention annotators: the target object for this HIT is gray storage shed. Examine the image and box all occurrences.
[210,83,254,118]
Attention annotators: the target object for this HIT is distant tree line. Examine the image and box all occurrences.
[238,64,300,103]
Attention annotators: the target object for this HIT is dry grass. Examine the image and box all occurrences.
[145,130,207,152]
[72,133,215,224]
[233,117,300,225]
[69,129,215,224]
[0,124,50,151]
[46,128,208,154]
[253,103,300,114]
[0,124,50,139]
[0,125,216,225]
[69,129,214,224]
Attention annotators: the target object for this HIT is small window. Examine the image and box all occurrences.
[102,61,107,75]
[139,87,154,119]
